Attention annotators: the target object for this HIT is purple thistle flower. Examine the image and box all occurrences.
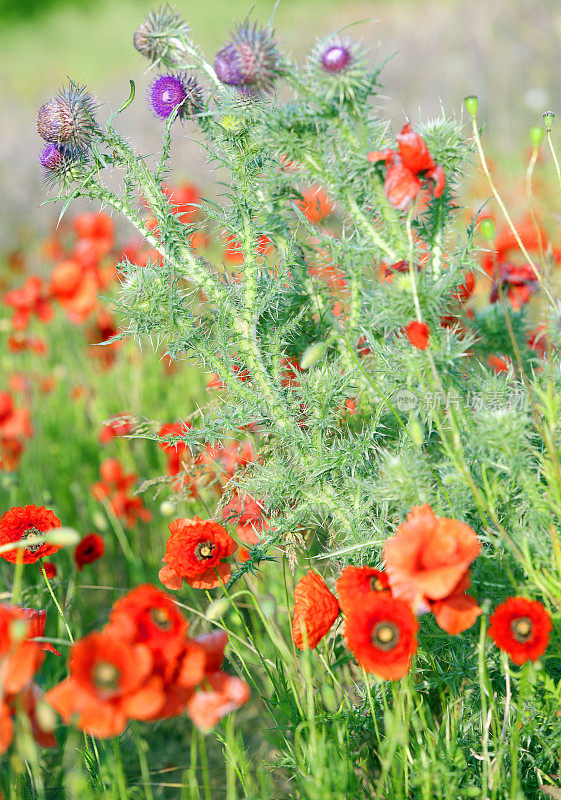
[39,142,82,189]
[149,73,201,121]
[321,44,352,73]
[40,143,64,170]
[36,81,97,157]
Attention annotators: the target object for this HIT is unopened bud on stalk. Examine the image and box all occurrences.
[479,218,495,241]
[542,111,555,132]
[133,5,190,67]
[529,126,545,148]
[39,143,83,190]
[464,95,478,118]
[300,342,328,370]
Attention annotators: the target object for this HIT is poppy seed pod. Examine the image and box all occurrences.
[37,81,97,157]
[214,21,280,94]
[133,5,190,67]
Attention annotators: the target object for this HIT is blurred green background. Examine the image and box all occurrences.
[0,0,560,247]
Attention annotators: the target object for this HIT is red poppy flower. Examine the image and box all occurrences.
[430,572,482,635]
[384,155,422,210]
[396,123,435,173]
[369,124,445,210]
[110,491,152,528]
[336,566,390,613]
[405,321,430,350]
[74,534,105,570]
[0,437,25,471]
[41,561,57,580]
[20,608,61,656]
[0,604,45,694]
[87,308,122,367]
[383,504,480,612]
[186,672,250,731]
[99,415,134,444]
[0,505,62,564]
[488,597,552,664]
[12,682,57,749]
[0,700,13,755]
[73,212,114,253]
[291,571,340,650]
[344,593,418,680]
[159,517,238,590]
[107,584,188,661]
[3,276,52,330]
[162,183,201,223]
[7,334,48,355]
[46,631,164,738]
[159,421,192,476]
[489,354,510,373]
[295,186,335,224]
[490,262,539,310]
[49,259,100,323]
[0,392,33,445]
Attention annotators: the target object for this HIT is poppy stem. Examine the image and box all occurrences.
[41,565,74,644]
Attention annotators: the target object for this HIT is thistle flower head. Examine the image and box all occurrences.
[214,20,280,94]
[133,4,190,67]
[39,143,86,190]
[149,72,202,121]
[321,43,352,73]
[36,81,97,157]
[308,36,368,104]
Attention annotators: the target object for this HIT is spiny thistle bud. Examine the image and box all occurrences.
[37,81,97,157]
[133,4,190,67]
[214,21,280,94]
[308,36,368,103]
[39,143,85,190]
[149,72,202,121]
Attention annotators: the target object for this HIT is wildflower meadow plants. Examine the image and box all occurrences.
[1,4,561,798]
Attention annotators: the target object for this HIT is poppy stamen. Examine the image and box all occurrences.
[511,616,533,643]
[150,607,173,630]
[93,661,120,692]
[195,540,216,561]
[22,526,44,553]
[372,621,400,651]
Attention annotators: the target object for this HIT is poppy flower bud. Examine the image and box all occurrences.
[542,111,555,132]
[214,21,280,94]
[529,126,545,148]
[133,6,190,67]
[37,81,97,157]
[464,95,478,118]
[149,73,202,121]
[479,218,495,241]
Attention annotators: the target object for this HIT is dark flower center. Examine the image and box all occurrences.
[511,616,533,643]
[195,540,216,561]
[93,661,120,691]
[372,621,400,651]
[369,576,385,592]
[22,526,44,554]
[150,606,173,630]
